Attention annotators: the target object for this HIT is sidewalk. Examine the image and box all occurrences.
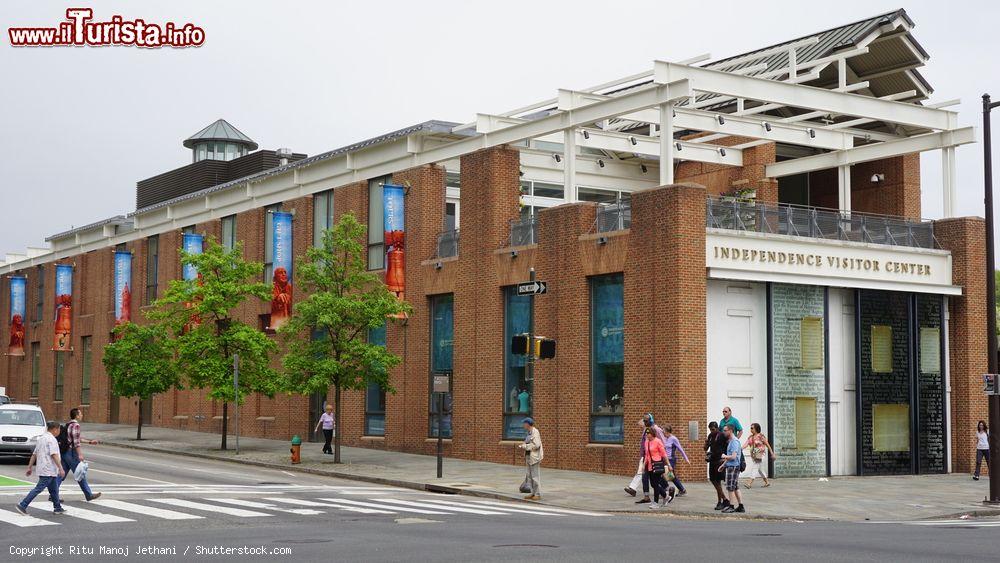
[85,423,997,522]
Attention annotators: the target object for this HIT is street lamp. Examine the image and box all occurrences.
[983,93,1000,504]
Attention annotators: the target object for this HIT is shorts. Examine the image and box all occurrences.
[724,466,740,492]
[709,463,724,483]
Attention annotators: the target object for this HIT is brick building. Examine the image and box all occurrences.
[0,10,989,480]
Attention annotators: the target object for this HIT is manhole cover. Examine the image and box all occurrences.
[493,544,559,549]
[276,539,332,545]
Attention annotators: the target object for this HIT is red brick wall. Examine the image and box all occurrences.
[808,154,921,218]
[677,140,778,203]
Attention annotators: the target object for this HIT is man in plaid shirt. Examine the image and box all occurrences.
[60,408,101,501]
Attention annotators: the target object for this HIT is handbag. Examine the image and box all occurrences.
[651,458,666,475]
[519,476,532,494]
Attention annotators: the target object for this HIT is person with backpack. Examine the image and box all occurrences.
[719,423,746,513]
[58,408,101,501]
[15,421,65,516]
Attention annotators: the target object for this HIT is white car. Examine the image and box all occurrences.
[0,404,47,461]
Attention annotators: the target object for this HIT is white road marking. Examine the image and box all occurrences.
[318,498,449,515]
[148,498,271,517]
[264,497,393,514]
[413,497,567,516]
[466,499,605,516]
[0,508,59,527]
[86,468,175,484]
[377,498,506,515]
[44,502,134,523]
[90,499,204,520]
[206,498,324,515]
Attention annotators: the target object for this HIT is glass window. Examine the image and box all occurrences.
[871,325,893,373]
[429,294,453,438]
[263,204,281,282]
[144,235,158,305]
[445,202,458,232]
[368,176,390,270]
[196,144,207,162]
[445,171,461,190]
[532,182,564,199]
[313,190,334,247]
[873,404,910,452]
[81,336,92,405]
[590,274,624,443]
[800,317,824,370]
[504,287,532,439]
[221,215,237,250]
[54,352,65,402]
[365,323,387,436]
[226,143,236,161]
[794,397,817,449]
[578,187,619,204]
[35,265,44,322]
[30,342,40,398]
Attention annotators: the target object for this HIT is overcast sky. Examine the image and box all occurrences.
[1,0,998,256]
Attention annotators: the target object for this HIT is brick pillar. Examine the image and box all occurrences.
[741,143,779,204]
[850,154,922,219]
[935,217,989,474]
[626,182,707,481]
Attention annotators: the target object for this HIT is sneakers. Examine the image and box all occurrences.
[714,501,725,510]
[53,508,67,515]
[14,504,27,516]
[667,487,677,503]
[974,475,980,481]
[735,504,746,513]
[87,492,102,502]
[676,490,687,497]
[648,501,661,511]
[635,497,651,504]
[624,487,637,497]
[721,505,736,513]
[524,495,540,501]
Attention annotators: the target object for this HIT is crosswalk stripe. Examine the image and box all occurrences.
[466,499,605,516]
[413,497,568,516]
[148,498,270,517]
[206,498,324,515]
[377,498,506,515]
[0,508,59,527]
[90,499,204,520]
[44,502,133,523]
[264,497,393,514]
[317,498,450,515]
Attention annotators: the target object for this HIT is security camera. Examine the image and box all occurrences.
[718,147,727,157]
[717,115,726,125]
[807,128,816,139]
[674,142,683,151]
[553,153,561,163]
[629,136,637,146]
[870,173,885,184]
[762,121,772,132]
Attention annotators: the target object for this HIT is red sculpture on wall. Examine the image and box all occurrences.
[8,313,25,356]
[53,293,72,351]
[269,266,293,330]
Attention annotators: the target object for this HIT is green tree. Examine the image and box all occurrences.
[148,237,279,450]
[280,213,410,463]
[102,322,179,440]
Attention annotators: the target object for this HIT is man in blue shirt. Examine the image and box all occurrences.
[719,423,745,513]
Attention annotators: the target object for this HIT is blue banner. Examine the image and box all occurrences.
[53,264,73,351]
[182,233,204,281]
[114,251,132,325]
[268,211,293,330]
[8,276,26,356]
[383,184,406,306]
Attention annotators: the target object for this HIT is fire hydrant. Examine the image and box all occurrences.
[290,435,302,464]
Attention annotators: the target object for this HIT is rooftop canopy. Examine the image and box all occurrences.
[182,118,259,151]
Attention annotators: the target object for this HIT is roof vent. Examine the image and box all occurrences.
[276,147,292,166]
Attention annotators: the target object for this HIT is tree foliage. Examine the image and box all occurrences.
[102,322,179,439]
[280,213,410,462]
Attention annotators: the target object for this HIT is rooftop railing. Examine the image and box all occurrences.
[706,197,937,249]
[596,201,632,233]
[509,216,538,247]
[435,229,459,259]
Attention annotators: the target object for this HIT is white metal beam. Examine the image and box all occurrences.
[660,103,675,184]
[655,61,957,131]
[765,127,976,178]
[942,146,957,218]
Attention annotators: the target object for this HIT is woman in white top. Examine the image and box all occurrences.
[974,420,990,481]
[314,404,336,455]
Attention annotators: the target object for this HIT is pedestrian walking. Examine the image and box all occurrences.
[974,420,990,481]
[58,408,101,501]
[625,413,667,504]
[518,417,543,500]
[15,421,66,516]
[720,406,743,438]
[314,404,335,455]
[662,425,690,496]
[642,426,674,510]
[742,423,775,488]
[705,421,729,510]
[719,423,745,514]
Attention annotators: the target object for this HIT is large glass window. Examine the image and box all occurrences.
[54,352,65,402]
[35,266,44,322]
[313,190,334,247]
[504,287,532,439]
[144,235,158,305]
[429,294,453,438]
[81,336,92,405]
[30,342,40,398]
[590,274,624,443]
[366,323,387,436]
[367,176,391,270]
[221,215,237,250]
[263,203,281,282]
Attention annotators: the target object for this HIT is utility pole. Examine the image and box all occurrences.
[983,93,1000,504]
[233,354,240,456]
[527,267,536,387]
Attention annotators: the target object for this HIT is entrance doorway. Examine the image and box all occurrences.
[308,391,326,443]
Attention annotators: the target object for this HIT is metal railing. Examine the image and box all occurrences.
[435,229,459,258]
[509,216,538,247]
[706,197,937,249]
[596,201,632,233]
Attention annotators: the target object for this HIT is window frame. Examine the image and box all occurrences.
[263,203,282,282]
[365,323,387,436]
[367,176,391,270]
[30,342,40,398]
[589,273,625,444]
[428,294,454,438]
[34,265,44,322]
[221,214,237,250]
[80,336,93,405]
[144,235,159,305]
[503,286,533,440]
[313,190,334,248]
[54,351,65,402]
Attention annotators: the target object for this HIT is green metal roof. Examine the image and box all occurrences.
[182,119,259,151]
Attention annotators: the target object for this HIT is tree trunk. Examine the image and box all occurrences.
[334,386,342,464]
[137,399,143,440]
[221,402,229,450]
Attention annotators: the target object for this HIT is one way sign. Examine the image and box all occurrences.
[516,281,547,296]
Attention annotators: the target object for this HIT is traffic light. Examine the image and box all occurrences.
[534,336,556,360]
[511,334,530,356]
[986,374,999,395]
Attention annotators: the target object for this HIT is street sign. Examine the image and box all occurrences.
[985,374,1000,395]
[516,280,547,296]
[432,374,451,394]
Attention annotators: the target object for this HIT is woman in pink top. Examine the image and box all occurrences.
[643,427,675,508]
[314,404,335,455]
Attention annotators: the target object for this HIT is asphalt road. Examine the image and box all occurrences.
[0,445,998,562]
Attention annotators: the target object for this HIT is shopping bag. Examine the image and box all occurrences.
[73,460,89,482]
[519,476,532,494]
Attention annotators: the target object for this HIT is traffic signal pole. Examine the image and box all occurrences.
[984,93,1000,504]
[527,267,536,387]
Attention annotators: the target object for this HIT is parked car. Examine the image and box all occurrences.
[0,395,10,405]
[0,403,47,461]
